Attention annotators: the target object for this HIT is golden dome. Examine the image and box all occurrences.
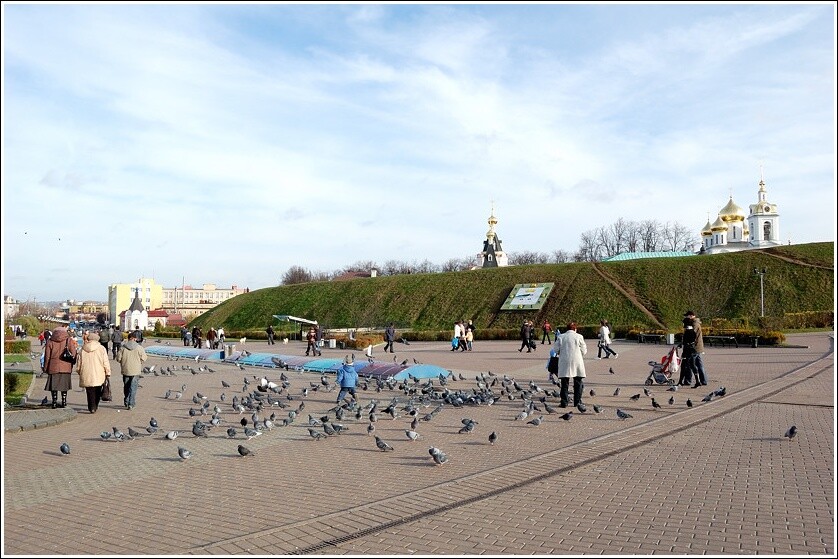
[701,220,713,236]
[719,196,746,222]
[710,215,728,231]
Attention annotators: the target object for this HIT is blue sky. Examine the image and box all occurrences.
[2,3,835,303]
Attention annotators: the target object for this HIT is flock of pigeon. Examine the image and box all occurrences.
[54,357,799,464]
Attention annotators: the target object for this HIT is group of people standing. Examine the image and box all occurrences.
[451,319,475,352]
[41,325,147,413]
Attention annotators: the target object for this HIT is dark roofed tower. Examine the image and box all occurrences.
[480,203,508,268]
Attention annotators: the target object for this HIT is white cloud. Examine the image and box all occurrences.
[2,3,834,301]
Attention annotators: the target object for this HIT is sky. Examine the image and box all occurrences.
[2,2,836,304]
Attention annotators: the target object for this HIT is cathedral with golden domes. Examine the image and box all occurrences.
[700,176,780,254]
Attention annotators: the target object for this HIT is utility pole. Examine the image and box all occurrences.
[753,267,767,317]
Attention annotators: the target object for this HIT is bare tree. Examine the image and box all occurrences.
[281,266,313,285]
[551,249,571,263]
[661,221,697,251]
[639,219,661,252]
[508,250,550,265]
[575,230,602,262]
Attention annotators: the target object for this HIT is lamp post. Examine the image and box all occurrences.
[753,267,767,317]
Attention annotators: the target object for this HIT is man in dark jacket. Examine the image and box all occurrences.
[383,323,396,353]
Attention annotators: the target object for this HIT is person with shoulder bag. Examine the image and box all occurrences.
[42,326,77,409]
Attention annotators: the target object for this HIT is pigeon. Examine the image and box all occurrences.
[100,431,113,441]
[192,424,208,438]
[609,367,615,374]
[458,420,477,434]
[686,399,693,408]
[714,386,727,397]
[544,402,558,414]
[226,427,237,438]
[165,430,180,440]
[41,396,49,406]
[702,393,714,403]
[589,389,596,398]
[244,427,261,440]
[405,430,421,441]
[560,412,573,421]
[785,425,798,440]
[429,446,449,466]
[613,387,621,397]
[128,427,147,438]
[488,431,498,445]
[237,444,255,457]
[668,385,679,392]
[527,415,544,426]
[367,423,376,436]
[629,394,641,401]
[222,380,231,388]
[59,443,71,455]
[374,436,394,452]
[576,403,587,413]
[643,388,651,397]
[593,404,603,414]
[616,409,633,420]
[308,428,326,441]
[651,398,661,409]
[149,417,159,429]
[177,447,192,460]
[668,396,675,405]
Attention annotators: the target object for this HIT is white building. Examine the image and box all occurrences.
[701,176,781,254]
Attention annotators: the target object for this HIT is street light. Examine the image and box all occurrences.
[753,267,767,317]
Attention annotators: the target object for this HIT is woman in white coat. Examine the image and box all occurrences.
[552,322,588,408]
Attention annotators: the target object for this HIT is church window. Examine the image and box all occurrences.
[763,221,771,241]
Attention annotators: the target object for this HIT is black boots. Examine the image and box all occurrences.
[51,391,58,409]
[60,392,67,408]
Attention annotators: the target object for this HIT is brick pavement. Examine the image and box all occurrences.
[2,334,834,555]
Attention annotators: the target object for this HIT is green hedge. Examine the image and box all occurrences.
[4,340,30,354]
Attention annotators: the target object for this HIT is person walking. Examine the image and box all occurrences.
[76,332,111,414]
[305,327,317,356]
[116,330,147,410]
[99,325,111,358]
[335,356,358,405]
[541,320,553,345]
[518,321,533,353]
[266,324,275,345]
[217,326,225,345]
[552,322,588,408]
[684,310,708,387]
[42,326,77,409]
[597,319,619,359]
[383,323,396,353]
[111,327,123,359]
[464,327,474,351]
[133,327,144,344]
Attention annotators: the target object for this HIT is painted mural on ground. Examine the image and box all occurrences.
[143,346,451,380]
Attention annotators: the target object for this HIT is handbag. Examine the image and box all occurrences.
[547,355,559,375]
[101,377,112,401]
[59,339,77,365]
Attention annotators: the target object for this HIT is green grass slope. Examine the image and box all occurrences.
[193,242,834,332]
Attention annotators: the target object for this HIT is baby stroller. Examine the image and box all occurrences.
[645,346,679,386]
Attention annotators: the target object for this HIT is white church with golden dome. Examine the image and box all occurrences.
[700,176,780,254]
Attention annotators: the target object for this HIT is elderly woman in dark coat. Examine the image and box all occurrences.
[42,326,78,409]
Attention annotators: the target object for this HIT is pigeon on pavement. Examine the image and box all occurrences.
[177,447,193,460]
[616,409,633,420]
[59,443,71,455]
[785,425,798,440]
[237,444,255,457]
[374,436,394,451]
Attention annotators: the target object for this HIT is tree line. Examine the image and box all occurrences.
[281,218,697,285]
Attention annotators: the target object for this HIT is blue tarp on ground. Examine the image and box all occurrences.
[143,346,450,380]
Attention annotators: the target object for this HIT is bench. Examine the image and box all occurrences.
[703,335,739,348]
[637,333,665,344]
